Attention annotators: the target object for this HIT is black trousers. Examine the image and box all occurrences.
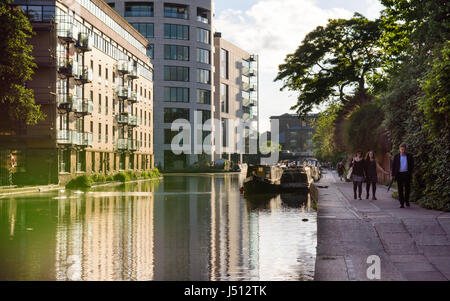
[366,181,376,197]
[397,172,411,205]
[353,181,362,197]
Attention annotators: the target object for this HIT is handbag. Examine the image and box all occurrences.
[346,167,353,180]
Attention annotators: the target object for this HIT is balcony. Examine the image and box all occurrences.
[128,91,137,103]
[249,54,257,62]
[73,98,93,116]
[116,87,128,100]
[58,60,78,78]
[197,15,209,24]
[116,112,129,124]
[57,25,78,43]
[249,84,257,92]
[128,115,138,127]
[242,106,251,121]
[128,139,140,151]
[57,94,74,111]
[75,33,92,52]
[57,130,79,145]
[75,66,93,84]
[117,138,128,150]
[117,60,131,74]
[79,132,93,147]
[128,67,139,80]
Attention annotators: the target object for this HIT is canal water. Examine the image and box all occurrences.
[0,174,317,281]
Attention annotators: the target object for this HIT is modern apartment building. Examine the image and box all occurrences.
[213,33,259,164]
[109,0,215,169]
[270,114,318,156]
[3,0,154,185]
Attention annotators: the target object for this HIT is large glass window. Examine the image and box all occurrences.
[147,44,154,59]
[164,45,189,61]
[164,4,188,19]
[197,48,210,64]
[197,28,210,44]
[221,84,229,113]
[20,5,55,22]
[196,110,211,124]
[197,89,211,104]
[164,108,190,123]
[164,87,190,103]
[197,69,210,84]
[125,2,154,17]
[130,23,154,38]
[164,66,189,82]
[221,49,229,79]
[164,24,189,40]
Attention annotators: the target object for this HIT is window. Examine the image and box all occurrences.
[59,149,70,173]
[107,3,115,9]
[220,49,229,79]
[125,2,153,17]
[196,110,211,124]
[164,129,179,144]
[221,84,229,113]
[197,28,210,44]
[164,87,190,103]
[98,123,102,142]
[197,69,210,84]
[197,8,209,24]
[197,89,211,104]
[197,48,210,64]
[98,94,101,114]
[164,4,188,19]
[164,108,190,123]
[130,23,154,38]
[164,45,189,61]
[164,66,189,82]
[98,64,102,77]
[21,5,55,22]
[147,44,154,59]
[105,96,109,115]
[164,24,189,40]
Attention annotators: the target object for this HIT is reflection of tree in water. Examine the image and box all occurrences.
[280,193,309,209]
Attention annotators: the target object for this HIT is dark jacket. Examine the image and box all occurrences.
[350,159,365,177]
[392,153,414,178]
[364,159,378,182]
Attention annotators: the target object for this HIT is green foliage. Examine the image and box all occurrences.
[66,175,92,189]
[275,13,382,117]
[312,102,345,162]
[91,174,106,183]
[0,1,44,125]
[417,42,450,134]
[344,102,384,154]
[114,172,130,183]
[106,175,114,182]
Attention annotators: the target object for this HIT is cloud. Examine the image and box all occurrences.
[214,0,354,132]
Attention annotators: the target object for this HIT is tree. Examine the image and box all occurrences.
[275,13,382,117]
[0,0,44,125]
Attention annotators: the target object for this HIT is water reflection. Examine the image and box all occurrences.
[0,174,316,281]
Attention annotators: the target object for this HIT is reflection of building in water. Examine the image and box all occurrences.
[153,176,212,280]
[209,174,254,280]
[55,182,155,280]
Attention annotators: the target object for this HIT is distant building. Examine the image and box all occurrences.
[270,114,317,156]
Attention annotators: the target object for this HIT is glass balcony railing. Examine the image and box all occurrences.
[128,115,138,127]
[116,86,128,99]
[197,15,209,24]
[128,67,139,80]
[58,60,78,77]
[116,138,140,151]
[75,66,93,84]
[117,60,131,74]
[57,93,74,111]
[128,91,137,103]
[116,112,129,124]
[73,98,93,115]
[75,32,92,52]
[57,22,78,42]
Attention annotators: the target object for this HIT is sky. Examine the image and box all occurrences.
[213,0,385,133]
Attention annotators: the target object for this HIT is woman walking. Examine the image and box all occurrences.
[350,151,365,200]
[337,161,345,181]
[364,151,389,200]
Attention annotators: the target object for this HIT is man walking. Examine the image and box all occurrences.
[391,143,414,208]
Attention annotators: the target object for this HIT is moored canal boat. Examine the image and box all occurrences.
[243,165,283,194]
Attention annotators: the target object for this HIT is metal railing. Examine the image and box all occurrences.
[75,32,92,51]
[116,86,128,99]
[73,98,93,115]
[75,66,93,83]
[117,60,131,74]
[57,93,74,110]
